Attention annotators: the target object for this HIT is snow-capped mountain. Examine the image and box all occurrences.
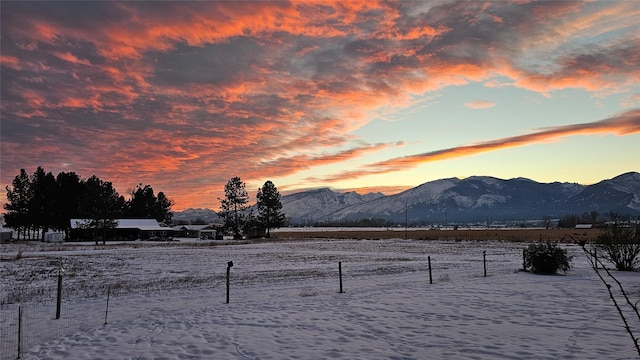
[279,188,385,224]
[280,172,639,224]
[172,208,221,224]
[571,172,640,214]
[173,172,640,225]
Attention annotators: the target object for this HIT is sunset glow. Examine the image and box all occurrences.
[1,1,639,211]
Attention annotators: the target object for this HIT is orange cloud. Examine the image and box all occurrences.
[52,51,92,66]
[258,142,396,180]
[319,109,640,182]
[2,1,639,212]
[0,55,21,70]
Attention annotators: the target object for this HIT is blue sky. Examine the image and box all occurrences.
[1,1,638,210]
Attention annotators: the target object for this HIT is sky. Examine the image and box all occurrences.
[1,1,639,212]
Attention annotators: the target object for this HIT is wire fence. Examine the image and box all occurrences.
[1,240,635,359]
[1,300,106,359]
[0,245,513,359]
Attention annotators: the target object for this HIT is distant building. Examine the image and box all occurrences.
[0,229,12,242]
[172,224,218,239]
[70,219,173,241]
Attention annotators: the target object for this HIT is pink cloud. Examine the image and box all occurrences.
[464,100,496,109]
[1,1,639,210]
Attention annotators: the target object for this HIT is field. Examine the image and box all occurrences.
[273,228,601,243]
[1,231,638,359]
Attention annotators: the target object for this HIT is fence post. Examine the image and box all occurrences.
[56,268,63,320]
[104,285,111,325]
[17,305,22,359]
[594,247,598,269]
[483,251,487,277]
[522,249,526,271]
[226,261,233,304]
[428,256,432,284]
[339,262,343,293]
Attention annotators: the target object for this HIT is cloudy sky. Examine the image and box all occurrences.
[1,1,639,211]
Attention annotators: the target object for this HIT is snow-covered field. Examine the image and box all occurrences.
[1,238,639,359]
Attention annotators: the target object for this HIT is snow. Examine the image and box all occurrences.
[472,193,508,207]
[2,238,639,359]
[409,178,459,201]
[467,176,504,188]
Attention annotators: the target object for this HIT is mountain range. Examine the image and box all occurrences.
[173,172,640,225]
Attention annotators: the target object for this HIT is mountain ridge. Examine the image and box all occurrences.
[173,172,640,224]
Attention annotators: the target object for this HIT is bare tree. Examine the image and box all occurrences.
[597,219,640,271]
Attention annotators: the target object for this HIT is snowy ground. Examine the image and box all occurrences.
[1,238,639,359]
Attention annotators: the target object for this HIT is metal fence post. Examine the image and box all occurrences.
[226,261,233,303]
[483,251,487,277]
[17,305,22,359]
[339,262,343,293]
[104,286,111,325]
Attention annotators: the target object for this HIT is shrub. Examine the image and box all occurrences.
[524,242,572,274]
[596,223,640,271]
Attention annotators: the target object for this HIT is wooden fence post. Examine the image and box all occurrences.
[428,256,432,284]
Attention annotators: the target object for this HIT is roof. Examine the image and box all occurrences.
[71,219,170,231]
[173,224,216,231]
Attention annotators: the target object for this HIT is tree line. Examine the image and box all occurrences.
[3,167,173,240]
[556,211,631,228]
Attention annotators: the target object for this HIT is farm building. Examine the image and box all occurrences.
[172,224,218,239]
[0,229,12,242]
[70,219,173,241]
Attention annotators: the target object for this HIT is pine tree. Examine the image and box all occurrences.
[30,167,58,240]
[79,175,122,244]
[218,177,249,239]
[126,184,172,222]
[4,169,32,240]
[256,180,286,237]
[156,192,174,223]
[55,171,83,236]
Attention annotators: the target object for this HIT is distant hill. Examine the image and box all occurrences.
[173,172,640,225]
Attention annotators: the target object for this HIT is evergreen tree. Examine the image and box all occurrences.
[54,172,83,236]
[126,184,173,223]
[78,175,122,243]
[156,191,174,223]
[3,167,172,241]
[127,184,156,218]
[30,167,58,240]
[256,180,285,237]
[218,176,249,239]
[4,169,32,240]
